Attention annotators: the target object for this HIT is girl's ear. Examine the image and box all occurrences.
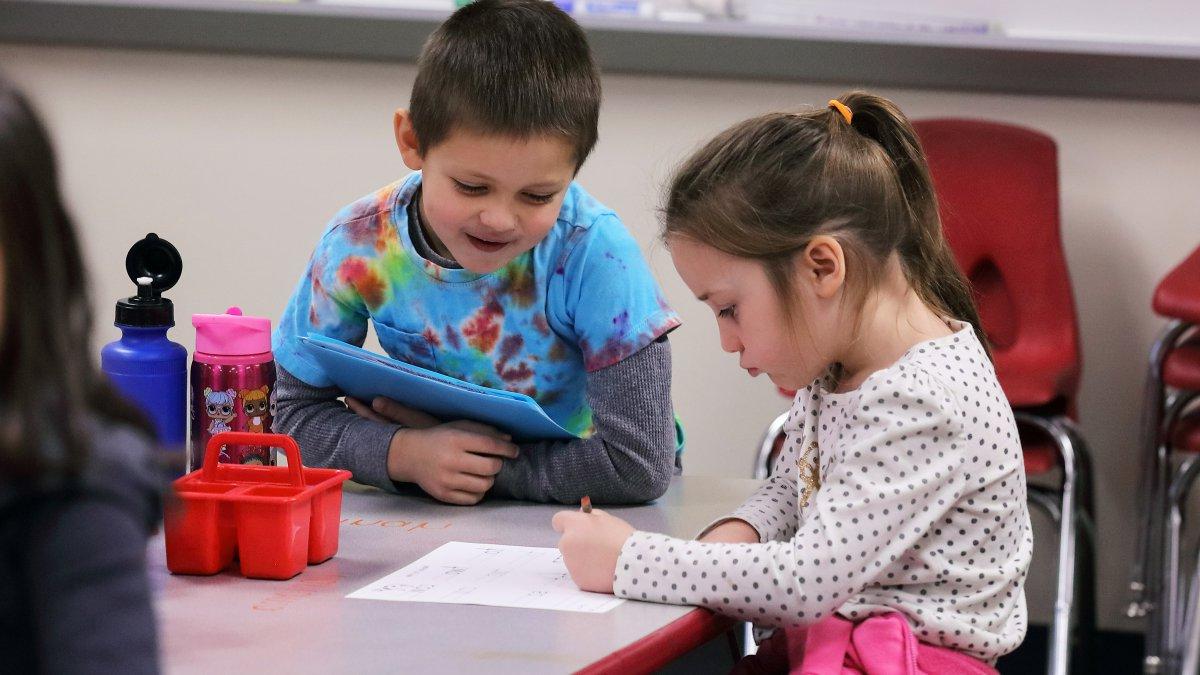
[797,235,846,299]
[393,109,424,170]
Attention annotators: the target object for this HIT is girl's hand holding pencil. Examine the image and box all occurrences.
[552,497,635,594]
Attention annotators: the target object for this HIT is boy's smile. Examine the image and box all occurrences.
[394,111,577,274]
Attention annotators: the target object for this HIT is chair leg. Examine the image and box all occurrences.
[741,622,757,657]
[1145,439,1177,675]
[1015,412,1086,675]
[1065,419,1098,675]
[1161,455,1200,674]
[1147,393,1200,674]
[1132,320,1191,620]
[1182,543,1200,675]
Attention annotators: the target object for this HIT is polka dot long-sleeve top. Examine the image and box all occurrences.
[612,322,1033,662]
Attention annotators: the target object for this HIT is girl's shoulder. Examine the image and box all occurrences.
[816,330,982,434]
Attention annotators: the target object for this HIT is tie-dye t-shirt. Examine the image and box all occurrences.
[273,172,681,437]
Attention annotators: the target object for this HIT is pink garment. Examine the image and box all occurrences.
[731,613,997,675]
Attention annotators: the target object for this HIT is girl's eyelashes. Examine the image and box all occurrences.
[451,179,486,194]
[718,305,737,320]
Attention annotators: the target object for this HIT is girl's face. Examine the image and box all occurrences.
[669,235,844,392]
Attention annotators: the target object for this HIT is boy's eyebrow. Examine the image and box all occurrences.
[523,181,565,192]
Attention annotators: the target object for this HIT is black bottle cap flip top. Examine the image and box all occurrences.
[115,233,183,327]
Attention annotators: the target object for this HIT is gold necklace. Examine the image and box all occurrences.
[797,438,821,508]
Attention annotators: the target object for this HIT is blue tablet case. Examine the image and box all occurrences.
[298,334,576,441]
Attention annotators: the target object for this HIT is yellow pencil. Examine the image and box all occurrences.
[581,495,592,513]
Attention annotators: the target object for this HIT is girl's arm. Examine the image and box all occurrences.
[488,337,676,504]
[610,373,971,627]
[698,519,760,543]
[696,390,811,544]
[698,426,804,543]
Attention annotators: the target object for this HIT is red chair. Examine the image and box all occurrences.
[755,120,1095,675]
[1128,244,1200,674]
[914,119,1095,675]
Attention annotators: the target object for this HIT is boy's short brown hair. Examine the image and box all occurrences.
[409,0,601,170]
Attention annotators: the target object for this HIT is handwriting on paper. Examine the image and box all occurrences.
[347,542,624,613]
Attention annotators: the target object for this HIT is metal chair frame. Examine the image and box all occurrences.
[1128,320,1200,675]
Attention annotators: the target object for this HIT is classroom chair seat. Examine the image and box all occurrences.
[1152,245,1200,326]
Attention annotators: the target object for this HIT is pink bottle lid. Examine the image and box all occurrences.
[193,307,272,357]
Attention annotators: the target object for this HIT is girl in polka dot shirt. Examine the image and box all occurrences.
[553,92,1033,669]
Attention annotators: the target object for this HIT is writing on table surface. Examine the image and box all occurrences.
[340,518,454,532]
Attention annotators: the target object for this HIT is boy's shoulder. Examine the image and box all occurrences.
[540,178,652,281]
[540,181,636,261]
[324,179,410,238]
[556,180,616,231]
[306,177,416,264]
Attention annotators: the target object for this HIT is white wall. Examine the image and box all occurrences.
[783,0,1200,43]
[3,42,1199,633]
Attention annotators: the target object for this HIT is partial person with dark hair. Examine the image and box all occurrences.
[554,93,1032,671]
[273,0,681,506]
[0,76,162,673]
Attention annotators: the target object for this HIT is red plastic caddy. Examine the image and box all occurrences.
[165,432,351,580]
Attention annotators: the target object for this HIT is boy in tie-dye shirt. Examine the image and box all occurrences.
[272,0,680,506]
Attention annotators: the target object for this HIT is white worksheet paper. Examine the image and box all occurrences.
[346,542,625,613]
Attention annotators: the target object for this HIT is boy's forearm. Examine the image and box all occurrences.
[489,338,676,504]
[272,366,401,492]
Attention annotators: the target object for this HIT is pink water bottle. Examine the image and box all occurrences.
[189,307,277,471]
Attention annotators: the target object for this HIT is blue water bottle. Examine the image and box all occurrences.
[101,233,188,455]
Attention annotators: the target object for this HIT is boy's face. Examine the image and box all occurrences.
[395,111,577,275]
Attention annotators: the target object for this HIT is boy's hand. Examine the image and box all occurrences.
[347,397,519,505]
[551,508,635,594]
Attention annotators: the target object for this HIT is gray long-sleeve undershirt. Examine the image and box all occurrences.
[271,336,677,504]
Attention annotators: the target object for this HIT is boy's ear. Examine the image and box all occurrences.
[797,235,846,299]
[393,109,424,170]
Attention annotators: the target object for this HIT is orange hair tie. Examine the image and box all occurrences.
[828,99,853,124]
